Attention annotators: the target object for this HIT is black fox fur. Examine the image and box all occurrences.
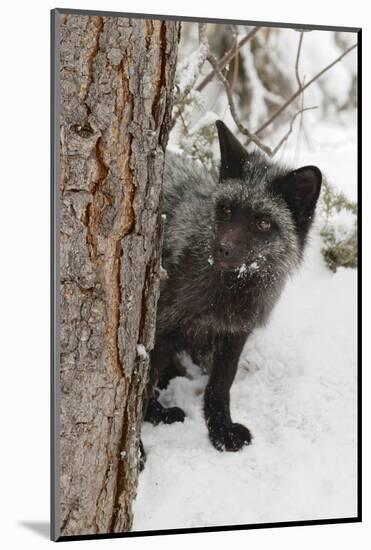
[143,120,322,456]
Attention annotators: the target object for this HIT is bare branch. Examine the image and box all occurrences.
[295,31,304,89]
[196,27,260,93]
[250,42,357,141]
[172,27,356,161]
[229,24,239,38]
[230,35,240,95]
[294,32,305,158]
[206,53,272,155]
[207,52,316,158]
[295,75,307,159]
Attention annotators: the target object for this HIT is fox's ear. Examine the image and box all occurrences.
[216,120,249,180]
[274,166,322,222]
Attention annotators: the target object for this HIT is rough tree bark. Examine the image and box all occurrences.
[57,13,179,537]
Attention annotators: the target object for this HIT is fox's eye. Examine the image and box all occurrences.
[256,219,271,231]
[218,204,232,219]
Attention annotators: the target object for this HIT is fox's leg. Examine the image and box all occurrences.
[143,332,186,425]
[204,333,252,451]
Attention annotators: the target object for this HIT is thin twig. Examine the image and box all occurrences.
[229,24,239,38]
[295,31,304,89]
[207,53,272,155]
[249,42,357,141]
[295,75,306,162]
[294,32,305,161]
[230,35,240,95]
[270,106,317,156]
[196,27,260,92]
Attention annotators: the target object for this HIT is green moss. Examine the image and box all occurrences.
[321,177,357,217]
[319,177,358,272]
[188,124,218,169]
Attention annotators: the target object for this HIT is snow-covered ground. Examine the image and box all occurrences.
[133,84,358,530]
[133,241,357,530]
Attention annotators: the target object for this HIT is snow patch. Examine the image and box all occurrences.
[136,344,148,360]
[236,263,247,278]
[236,261,259,278]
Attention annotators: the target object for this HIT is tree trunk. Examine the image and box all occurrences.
[55,12,179,537]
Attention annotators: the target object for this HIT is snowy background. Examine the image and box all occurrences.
[133,23,358,530]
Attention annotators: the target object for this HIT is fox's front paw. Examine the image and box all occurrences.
[145,397,186,425]
[208,421,252,452]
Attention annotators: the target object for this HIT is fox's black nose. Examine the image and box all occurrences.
[218,242,233,259]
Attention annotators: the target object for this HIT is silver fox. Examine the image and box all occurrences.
[143,120,322,455]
